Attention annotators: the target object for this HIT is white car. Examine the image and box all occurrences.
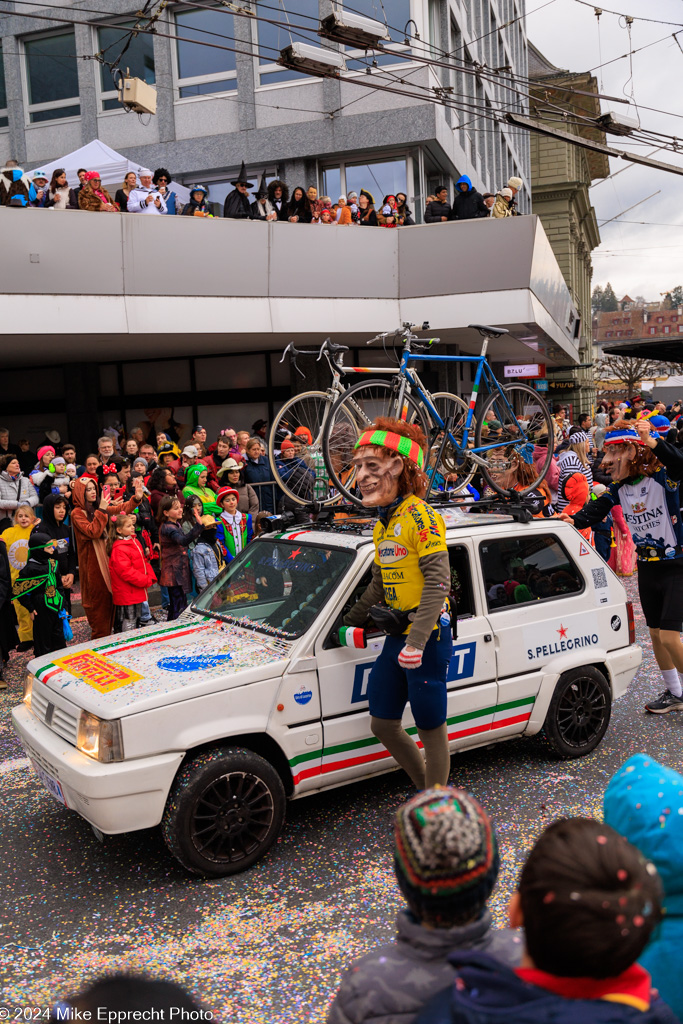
[12,509,641,876]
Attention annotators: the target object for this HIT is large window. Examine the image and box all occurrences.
[24,31,80,123]
[323,155,409,212]
[174,7,237,98]
[479,535,583,612]
[97,23,155,111]
[342,0,412,70]
[0,43,8,128]
[256,0,318,85]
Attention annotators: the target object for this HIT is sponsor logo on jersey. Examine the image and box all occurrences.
[381,568,405,582]
[378,542,408,563]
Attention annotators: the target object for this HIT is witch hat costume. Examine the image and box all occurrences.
[230,161,253,188]
[224,161,255,219]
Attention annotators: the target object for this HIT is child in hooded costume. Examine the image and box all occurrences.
[13,533,66,657]
[40,494,76,614]
[71,476,144,640]
[0,538,19,685]
[1,505,38,646]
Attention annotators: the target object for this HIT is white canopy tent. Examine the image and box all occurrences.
[29,139,141,189]
[28,139,191,203]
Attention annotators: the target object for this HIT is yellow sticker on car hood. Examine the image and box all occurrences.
[52,650,143,693]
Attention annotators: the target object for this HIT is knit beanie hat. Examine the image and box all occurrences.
[394,787,499,928]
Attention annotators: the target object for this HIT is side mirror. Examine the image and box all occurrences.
[338,626,367,649]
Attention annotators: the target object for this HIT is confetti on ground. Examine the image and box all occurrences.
[0,579,681,1022]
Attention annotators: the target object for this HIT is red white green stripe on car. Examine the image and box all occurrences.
[289,695,536,785]
[32,619,213,686]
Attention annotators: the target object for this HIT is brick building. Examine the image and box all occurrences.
[594,301,683,361]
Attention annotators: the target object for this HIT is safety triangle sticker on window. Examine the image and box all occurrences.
[579,542,590,556]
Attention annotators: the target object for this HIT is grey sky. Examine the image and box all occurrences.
[529,0,683,301]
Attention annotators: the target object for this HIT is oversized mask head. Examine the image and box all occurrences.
[600,442,637,481]
[352,447,403,507]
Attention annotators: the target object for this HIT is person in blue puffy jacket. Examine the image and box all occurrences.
[415,817,678,1024]
[604,754,683,1020]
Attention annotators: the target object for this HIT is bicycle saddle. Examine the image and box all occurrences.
[468,324,510,337]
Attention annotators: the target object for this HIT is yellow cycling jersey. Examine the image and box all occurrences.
[373,496,448,613]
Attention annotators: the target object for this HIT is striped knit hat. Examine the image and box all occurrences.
[394,786,499,927]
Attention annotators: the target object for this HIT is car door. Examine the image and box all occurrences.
[477,526,589,736]
[441,540,499,751]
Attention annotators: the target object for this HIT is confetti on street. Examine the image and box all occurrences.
[1,577,681,1022]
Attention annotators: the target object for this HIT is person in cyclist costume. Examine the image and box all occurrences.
[484,446,552,518]
[343,418,452,789]
[564,419,683,715]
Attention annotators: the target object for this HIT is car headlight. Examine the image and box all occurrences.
[23,672,34,709]
[77,711,124,763]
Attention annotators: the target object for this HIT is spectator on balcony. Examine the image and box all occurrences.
[451,175,489,221]
[265,179,289,221]
[0,160,31,207]
[182,185,211,218]
[347,191,360,223]
[288,186,312,223]
[425,186,451,223]
[318,209,334,224]
[68,168,88,209]
[47,169,70,211]
[153,168,179,215]
[358,189,378,226]
[223,162,253,220]
[114,171,138,213]
[79,172,118,213]
[29,171,50,208]
[307,185,322,219]
[482,192,495,213]
[507,175,523,215]
[378,195,400,227]
[251,173,269,220]
[128,169,167,215]
[491,187,514,219]
[332,195,352,225]
[396,192,414,225]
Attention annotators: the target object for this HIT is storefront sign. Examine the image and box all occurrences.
[549,381,575,391]
[534,379,549,392]
[504,364,545,379]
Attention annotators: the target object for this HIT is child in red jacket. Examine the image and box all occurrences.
[107,514,156,632]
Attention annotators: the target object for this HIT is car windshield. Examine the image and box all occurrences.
[192,539,354,639]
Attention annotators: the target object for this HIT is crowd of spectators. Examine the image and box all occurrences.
[0,158,525,225]
[0,417,285,660]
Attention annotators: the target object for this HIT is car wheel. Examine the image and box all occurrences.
[161,747,286,876]
[541,667,611,759]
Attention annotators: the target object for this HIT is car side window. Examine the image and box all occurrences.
[448,544,475,619]
[479,534,583,612]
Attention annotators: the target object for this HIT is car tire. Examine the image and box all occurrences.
[540,667,611,759]
[161,747,286,877]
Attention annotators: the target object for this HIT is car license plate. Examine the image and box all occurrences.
[30,759,67,807]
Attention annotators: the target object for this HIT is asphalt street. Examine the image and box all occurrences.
[1,574,682,1023]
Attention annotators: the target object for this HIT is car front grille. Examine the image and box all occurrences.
[31,687,79,746]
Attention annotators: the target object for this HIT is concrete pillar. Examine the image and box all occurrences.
[64,364,102,455]
[234,11,257,132]
[153,14,177,144]
[3,35,27,165]
[74,23,98,144]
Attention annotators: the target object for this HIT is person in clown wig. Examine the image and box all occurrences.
[342,417,453,790]
[564,418,683,714]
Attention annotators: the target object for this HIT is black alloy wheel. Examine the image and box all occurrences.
[162,747,286,876]
[541,666,611,759]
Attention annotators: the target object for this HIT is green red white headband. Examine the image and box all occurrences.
[355,429,425,468]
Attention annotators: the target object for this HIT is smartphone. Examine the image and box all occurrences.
[102,485,111,499]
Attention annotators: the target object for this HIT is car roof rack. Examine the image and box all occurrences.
[260,495,534,537]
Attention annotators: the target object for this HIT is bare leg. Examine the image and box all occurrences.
[371,717,426,790]
[657,630,683,674]
[650,627,676,670]
[417,724,451,788]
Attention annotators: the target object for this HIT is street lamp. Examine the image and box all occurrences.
[278,42,347,77]
[319,11,389,48]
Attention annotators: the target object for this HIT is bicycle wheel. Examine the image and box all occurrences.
[322,379,429,506]
[474,383,554,497]
[268,391,337,506]
[427,392,477,495]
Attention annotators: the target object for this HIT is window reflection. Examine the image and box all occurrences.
[345,159,407,203]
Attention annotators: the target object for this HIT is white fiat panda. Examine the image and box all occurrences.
[12,508,641,876]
